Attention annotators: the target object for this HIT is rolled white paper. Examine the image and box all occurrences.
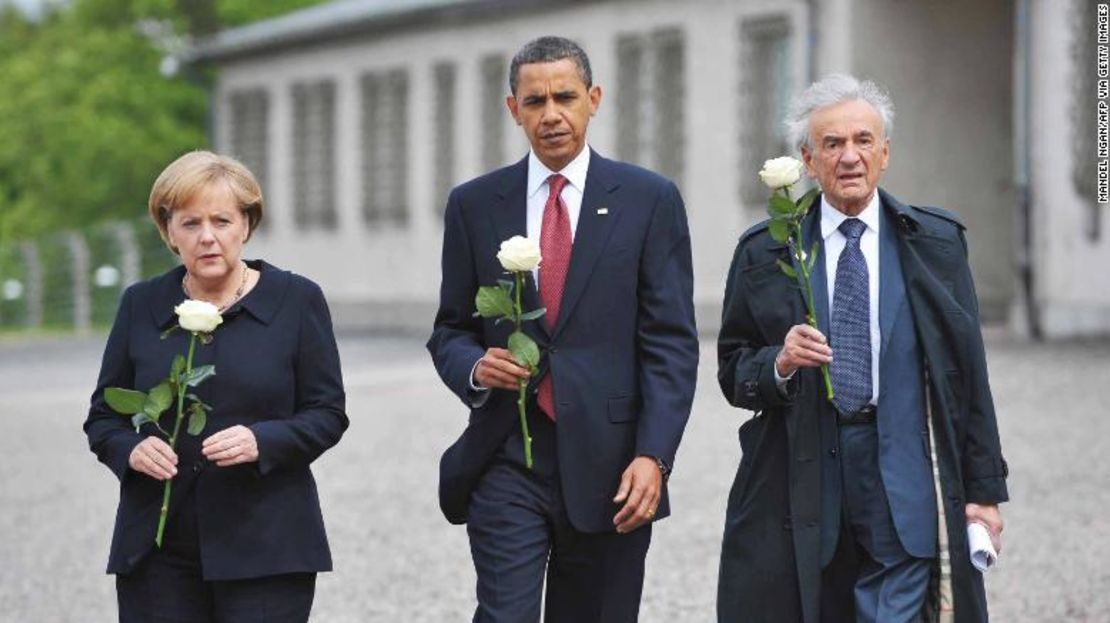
[967,522,997,573]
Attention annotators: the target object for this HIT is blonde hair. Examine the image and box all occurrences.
[148,150,264,253]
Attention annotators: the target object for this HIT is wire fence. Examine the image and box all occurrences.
[0,220,178,333]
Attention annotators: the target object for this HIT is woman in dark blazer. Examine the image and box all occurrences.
[84,150,348,622]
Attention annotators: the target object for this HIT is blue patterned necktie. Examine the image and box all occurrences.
[830,218,872,414]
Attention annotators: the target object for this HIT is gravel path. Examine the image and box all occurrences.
[0,333,1106,621]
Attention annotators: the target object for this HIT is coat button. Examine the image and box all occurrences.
[829,447,838,457]
[192,461,203,473]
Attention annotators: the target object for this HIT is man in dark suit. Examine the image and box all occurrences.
[717,74,1009,623]
[427,36,698,622]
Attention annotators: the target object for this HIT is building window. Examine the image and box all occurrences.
[481,54,506,171]
[616,28,686,187]
[228,88,269,205]
[738,16,794,207]
[361,68,409,227]
[433,61,457,213]
[741,15,794,206]
[291,80,337,230]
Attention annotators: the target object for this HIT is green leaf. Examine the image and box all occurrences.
[131,412,152,431]
[797,187,820,215]
[776,259,797,279]
[146,381,173,413]
[474,285,515,319]
[507,331,541,370]
[519,308,547,322]
[497,279,514,294]
[186,403,207,436]
[769,195,796,218]
[160,326,178,340]
[768,218,791,243]
[807,241,820,272]
[187,393,212,412]
[185,365,216,387]
[104,387,147,415]
[171,355,186,381]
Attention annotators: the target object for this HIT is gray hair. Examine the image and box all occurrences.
[785,74,895,152]
[509,36,593,95]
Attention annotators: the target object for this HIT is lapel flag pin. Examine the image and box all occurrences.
[597,208,609,215]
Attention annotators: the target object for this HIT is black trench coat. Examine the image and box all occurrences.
[716,189,1009,623]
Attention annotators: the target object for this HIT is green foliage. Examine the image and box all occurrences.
[768,218,791,243]
[475,285,515,320]
[186,401,207,435]
[184,364,215,387]
[507,331,540,371]
[105,387,147,414]
[0,0,326,248]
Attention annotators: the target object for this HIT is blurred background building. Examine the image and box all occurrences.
[1,0,1105,338]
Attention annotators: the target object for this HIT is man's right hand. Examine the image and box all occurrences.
[128,436,178,481]
[474,347,531,390]
[775,324,833,378]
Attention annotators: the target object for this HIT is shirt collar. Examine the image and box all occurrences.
[820,191,881,241]
[527,144,591,198]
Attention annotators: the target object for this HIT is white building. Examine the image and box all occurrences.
[184,0,1110,338]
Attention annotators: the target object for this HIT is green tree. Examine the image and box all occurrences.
[0,0,325,245]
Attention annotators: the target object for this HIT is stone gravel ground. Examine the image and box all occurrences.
[0,333,1107,622]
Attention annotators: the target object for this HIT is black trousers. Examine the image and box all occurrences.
[466,409,652,623]
[116,484,316,623]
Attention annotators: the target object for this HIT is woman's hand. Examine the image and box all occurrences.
[202,425,260,467]
[128,437,178,480]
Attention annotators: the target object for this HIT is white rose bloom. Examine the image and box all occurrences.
[497,236,543,272]
[175,299,223,333]
[758,156,804,189]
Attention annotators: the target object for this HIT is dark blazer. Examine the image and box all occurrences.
[427,150,699,533]
[84,260,348,581]
[717,189,1009,623]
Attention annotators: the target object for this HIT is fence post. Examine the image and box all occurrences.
[115,221,142,288]
[66,232,91,334]
[19,241,43,329]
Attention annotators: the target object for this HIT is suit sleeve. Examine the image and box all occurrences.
[84,285,144,480]
[633,181,700,468]
[426,188,489,407]
[717,237,797,413]
[952,228,1009,504]
[251,281,349,476]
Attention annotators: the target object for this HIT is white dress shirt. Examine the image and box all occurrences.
[777,192,882,405]
[470,146,591,392]
[525,145,590,287]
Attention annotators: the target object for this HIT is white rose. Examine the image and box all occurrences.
[758,156,804,189]
[496,236,542,272]
[174,299,223,333]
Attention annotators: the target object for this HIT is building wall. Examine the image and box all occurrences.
[847,0,1016,322]
[1029,0,1110,337]
[212,0,813,332]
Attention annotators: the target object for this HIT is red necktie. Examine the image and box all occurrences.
[537,174,571,420]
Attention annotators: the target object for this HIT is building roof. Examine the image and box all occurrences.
[183,0,554,63]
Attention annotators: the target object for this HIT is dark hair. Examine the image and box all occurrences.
[509,36,592,94]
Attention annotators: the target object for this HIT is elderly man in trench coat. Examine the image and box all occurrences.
[717,74,1009,623]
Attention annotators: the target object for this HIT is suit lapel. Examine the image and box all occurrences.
[551,151,622,340]
[491,157,545,333]
[878,203,906,367]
